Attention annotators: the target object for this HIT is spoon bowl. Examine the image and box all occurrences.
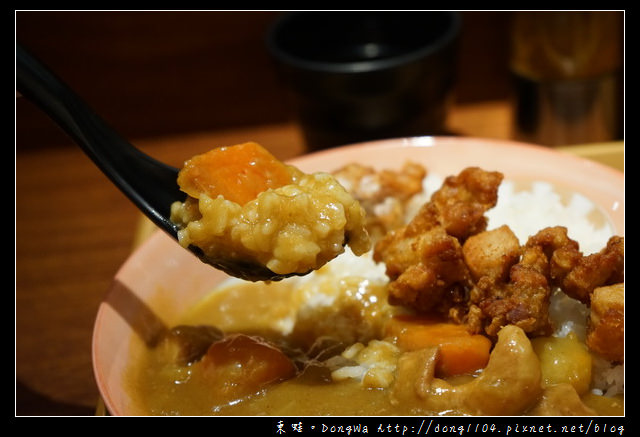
[16,43,300,282]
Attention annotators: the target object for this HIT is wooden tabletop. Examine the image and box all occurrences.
[15,100,623,415]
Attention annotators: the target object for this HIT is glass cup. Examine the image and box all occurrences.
[266,11,461,150]
[509,11,623,146]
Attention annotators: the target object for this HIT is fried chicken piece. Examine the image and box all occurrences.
[375,226,470,314]
[467,244,554,337]
[467,227,624,339]
[374,167,503,315]
[525,227,624,305]
[373,164,625,347]
[530,232,625,361]
[333,162,427,241]
[586,283,624,363]
[524,226,581,281]
[463,225,552,336]
[412,166,503,241]
[561,236,624,305]
[462,225,521,282]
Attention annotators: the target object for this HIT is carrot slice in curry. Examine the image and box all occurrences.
[386,315,492,378]
[177,142,294,205]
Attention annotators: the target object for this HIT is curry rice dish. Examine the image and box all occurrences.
[128,143,623,416]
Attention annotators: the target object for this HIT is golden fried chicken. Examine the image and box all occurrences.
[586,283,624,363]
[374,167,503,315]
[462,225,521,282]
[467,244,554,337]
[423,166,504,241]
[524,227,624,305]
[467,227,625,338]
[560,236,624,305]
[524,226,581,281]
[371,164,624,349]
[375,226,471,314]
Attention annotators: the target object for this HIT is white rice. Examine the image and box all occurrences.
[486,180,615,254]
[591,355,625,397]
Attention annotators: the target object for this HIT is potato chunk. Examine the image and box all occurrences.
[531,333,593,395]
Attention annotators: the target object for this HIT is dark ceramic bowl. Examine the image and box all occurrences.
[266,11,461,149]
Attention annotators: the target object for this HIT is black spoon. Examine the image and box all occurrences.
[16,43,300,282]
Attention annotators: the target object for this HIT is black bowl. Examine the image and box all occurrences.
[266,11,461,149]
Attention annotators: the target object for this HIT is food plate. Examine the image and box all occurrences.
[92,136,624,416]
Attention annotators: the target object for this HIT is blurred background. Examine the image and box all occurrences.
[15,10,624,416]
[16,11,527,150]
[17,11,624,150]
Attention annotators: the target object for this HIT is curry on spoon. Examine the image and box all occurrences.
[16,43,370,281]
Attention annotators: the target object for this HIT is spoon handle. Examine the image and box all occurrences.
[16,43,181,237]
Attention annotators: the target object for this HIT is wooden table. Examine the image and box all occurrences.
[15,100,623,415]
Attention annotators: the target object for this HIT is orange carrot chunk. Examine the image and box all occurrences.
[386,315,492,378]
[197,334,297,401]
[177,142,294,205]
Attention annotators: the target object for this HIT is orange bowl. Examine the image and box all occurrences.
[92,136,624,415]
